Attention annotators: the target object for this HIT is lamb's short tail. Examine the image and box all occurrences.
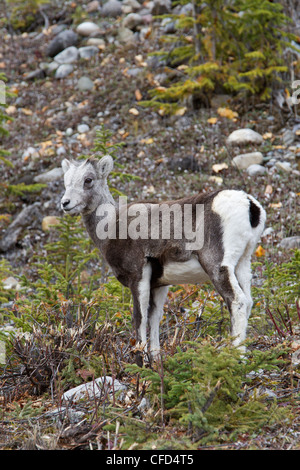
[248,196,266,231]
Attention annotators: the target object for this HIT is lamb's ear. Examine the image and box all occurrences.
[62,159,71,174]
[97,155,114,178]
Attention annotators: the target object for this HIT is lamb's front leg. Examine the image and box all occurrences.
[131,263,152,366]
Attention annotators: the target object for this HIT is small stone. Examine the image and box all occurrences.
[227,128,263,146]
[262,227,274,237]
[2,277,21,291]
[101,0,122,17]
[45,61,59,75]
[86,38,105,47]
[122,0,142,13]
[62,376,127,403]
[22,146,39,161]
[42,216,60,232]
[46,30,78,57]
[77,76,95,91]
[76,21,101,37]
[118,27,136,45]
[34,167,64,183]
[232,152,263,170]
[122,13,143,30]
[57,146,66,156]
[44,407,85,424]
[125,67,142,77]
[246,164,267,176]
[279,236,300,250]
[163,19,176,34]
[282,129,295,146]
[54,46,78,64]
[86,0,100,13]
[150,0,172,15]
[78,45,99,59]
[25,69,46,81]
[209,175,223,185]
[275,161,292,172]
[77,123,90,133]
[65,127,74,136]
[51,24,68,35]
[137,397,150,414]
[55,64,74,79]
[177,3,193,15]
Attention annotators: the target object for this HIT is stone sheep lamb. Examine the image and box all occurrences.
[61,155,266,364]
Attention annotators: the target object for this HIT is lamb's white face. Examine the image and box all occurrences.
[61,155,113,215]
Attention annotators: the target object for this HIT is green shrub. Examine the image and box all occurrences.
[141,0,298,114]
[127,339,291,445]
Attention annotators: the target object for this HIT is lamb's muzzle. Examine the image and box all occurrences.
[61,155,266,364]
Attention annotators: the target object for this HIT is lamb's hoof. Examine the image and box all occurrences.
[135,350,144,367]
[150,349,161,364]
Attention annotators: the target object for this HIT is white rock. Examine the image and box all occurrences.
[76,21,101,37]
[275,161,292,172]
[2,276,21,291]
[34,167,63,183]
[262,227,274,237]
[55,64,74,79]
[86,38,105,47]
[122,13,143,30]
[279,236,300,250]
[54,46,78,64]
[137,397,150,414]
[78,46,99,59]
[65,127,73,136]
[62,377,127,403]
[77,123,90,133]
[227,128,263,146]
[118,27,136,45]
[232,152,263,170]
[246,163,267,176]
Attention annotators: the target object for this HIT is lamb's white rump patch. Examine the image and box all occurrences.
[159,257,210,286]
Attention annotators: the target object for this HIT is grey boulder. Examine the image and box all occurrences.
[46,30,78,57]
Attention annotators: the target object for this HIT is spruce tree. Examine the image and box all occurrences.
[141,0,298,114]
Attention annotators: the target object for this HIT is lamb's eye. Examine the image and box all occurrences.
[84,177,93,186]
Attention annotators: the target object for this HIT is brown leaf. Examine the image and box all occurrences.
[135,89,142,101]
[255,245,266,257]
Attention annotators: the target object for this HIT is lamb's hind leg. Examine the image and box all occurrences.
[148,286,169,361]
[210,264,251,349]
[131,263,152,365]
[235,243,255,320]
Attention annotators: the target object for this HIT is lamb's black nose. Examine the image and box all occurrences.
[62,199,70,208]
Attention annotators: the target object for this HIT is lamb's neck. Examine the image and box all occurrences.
[82,199,117,252]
